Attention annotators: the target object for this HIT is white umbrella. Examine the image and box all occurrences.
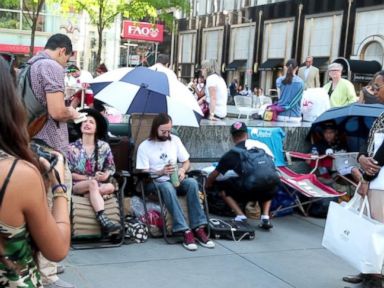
[90,67,203,127]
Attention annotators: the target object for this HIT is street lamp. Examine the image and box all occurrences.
[223,10,254,89]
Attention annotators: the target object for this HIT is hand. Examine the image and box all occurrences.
[358,182,369,197]
[69,106,81,119]
[162,164,175,175]
[209,114,217,121]
[95,171,109,182]
[178,167,186,182]
[359,155,380,175]
[38,151,64,185]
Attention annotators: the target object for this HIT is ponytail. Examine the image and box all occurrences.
[282,59,298,85]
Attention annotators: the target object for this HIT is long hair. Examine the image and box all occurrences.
[149,113,172,141]
[0,58,36,164]
[282,59,298,85]
[0,57,40,273]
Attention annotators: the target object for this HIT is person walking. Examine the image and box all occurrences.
[298,56,320,89]
[29,33,80,288]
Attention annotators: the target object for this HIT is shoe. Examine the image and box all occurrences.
[363,275,384,288]
[259,218,273,230]
[194,227,215,248]
[44,278,75,288]
[57,264,65,274]
[182,230,198,251]
[234,215,247,222]
[342,273,363,284]
[96,212,121,234]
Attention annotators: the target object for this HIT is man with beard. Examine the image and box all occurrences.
[136,113,215,251]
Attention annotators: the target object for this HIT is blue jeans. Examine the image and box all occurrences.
[146,178,207,233]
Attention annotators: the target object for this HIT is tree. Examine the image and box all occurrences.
[61,0,189,65]
[22,0,46,56]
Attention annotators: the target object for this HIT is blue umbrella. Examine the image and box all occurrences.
[90,67,203,127]
[310,103,384,151]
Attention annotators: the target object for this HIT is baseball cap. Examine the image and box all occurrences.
[230,121,248,135]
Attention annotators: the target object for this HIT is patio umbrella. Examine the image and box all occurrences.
[310,103,384,151]
[90,67,203,127]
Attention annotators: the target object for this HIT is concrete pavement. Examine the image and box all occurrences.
[60,214,362,288]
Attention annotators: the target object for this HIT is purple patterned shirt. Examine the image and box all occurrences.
[29,51,68,152]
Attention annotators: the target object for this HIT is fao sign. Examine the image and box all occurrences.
[122,21,164,42]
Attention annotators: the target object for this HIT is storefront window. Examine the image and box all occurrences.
[0,10,20,29]
[364,41,384,65]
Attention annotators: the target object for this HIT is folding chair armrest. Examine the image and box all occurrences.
[115,170,130,178]
[133,171,160,180]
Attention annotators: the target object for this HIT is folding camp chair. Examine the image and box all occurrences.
[247,127,346,216]
[130,113,210,243]
[70,171,129,249]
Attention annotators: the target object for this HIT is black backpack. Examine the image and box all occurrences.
[231,146,280,192]
[17,57,48,137]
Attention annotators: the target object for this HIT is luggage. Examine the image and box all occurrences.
[208,218,255,241]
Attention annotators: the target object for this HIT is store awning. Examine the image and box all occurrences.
[0,44,44,55]
[225,59,247,71]
[259,58,284,71]
[333,57,382,83]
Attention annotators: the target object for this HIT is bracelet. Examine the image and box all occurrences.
[53,189,70,202]
[52,184,67,194]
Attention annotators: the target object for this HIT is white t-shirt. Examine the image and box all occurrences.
[136,135,190,182]
[205,74,228,118]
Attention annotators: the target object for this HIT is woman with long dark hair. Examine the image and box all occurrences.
[266,59,304,122]
[0,58,70,287]
[66,109,120,234]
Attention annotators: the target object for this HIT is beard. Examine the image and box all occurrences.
[157,135,171,142]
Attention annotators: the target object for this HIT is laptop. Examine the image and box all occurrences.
[332,152,359,174]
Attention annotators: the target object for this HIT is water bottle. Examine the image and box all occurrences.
[169,161,180,188]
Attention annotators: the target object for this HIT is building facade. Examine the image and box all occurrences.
[176,0,384,92]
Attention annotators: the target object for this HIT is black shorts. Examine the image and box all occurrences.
[215,178,277,203]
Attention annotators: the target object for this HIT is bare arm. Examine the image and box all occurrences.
[208,86,217,120]
[206,169,220,189]
[8,161,70,262]
[46,92,80,121]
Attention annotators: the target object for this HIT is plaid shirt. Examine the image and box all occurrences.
[29,51,68,153]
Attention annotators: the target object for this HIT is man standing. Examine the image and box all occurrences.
[298,56,320,89]
[206,122,279,229]
[136,113,215,251]
[30,33,80,288]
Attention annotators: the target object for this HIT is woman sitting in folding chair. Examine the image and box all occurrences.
[66,108,121,234]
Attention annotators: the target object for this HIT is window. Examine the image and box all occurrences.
[178,32,196,63]
[202,28,224,65]
[230,26,254,60]
[364,41,384,64]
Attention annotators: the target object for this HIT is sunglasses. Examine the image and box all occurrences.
[372,83,384,92]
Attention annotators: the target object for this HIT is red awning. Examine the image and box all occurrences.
[0,44,44,54]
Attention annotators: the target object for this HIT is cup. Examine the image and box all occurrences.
[169,161,180,188]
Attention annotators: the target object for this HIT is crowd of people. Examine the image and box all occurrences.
[0,31,383,288]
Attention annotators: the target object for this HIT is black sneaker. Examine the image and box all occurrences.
[259,219,273,230]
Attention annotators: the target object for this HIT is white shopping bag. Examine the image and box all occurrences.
[322,194,384,273]
[301,88,330,122]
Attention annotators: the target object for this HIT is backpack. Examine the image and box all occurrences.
[231,146,280,192]
[17,58,48,137]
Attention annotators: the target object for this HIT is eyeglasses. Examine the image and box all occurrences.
[159,129,171,134]
[328,69,341,72]
[372,83,384,92]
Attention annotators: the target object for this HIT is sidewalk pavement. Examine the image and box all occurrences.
[60,214,363,288]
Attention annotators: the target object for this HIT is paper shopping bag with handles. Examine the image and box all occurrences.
[322,193,384,273]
